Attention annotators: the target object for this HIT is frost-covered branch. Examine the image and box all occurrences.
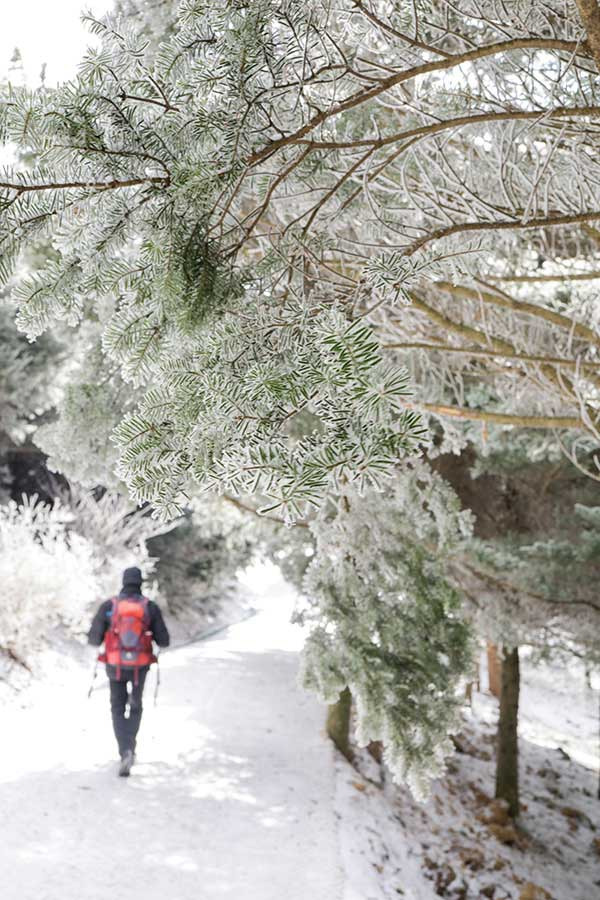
[3,0,600,504]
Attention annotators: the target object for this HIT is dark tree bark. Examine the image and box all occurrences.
[576,0,600,71]
[487,642,502,698]
[597,692,600,800]
[495,645,520,817]
[326,687,353,762]
[367,740,383,763]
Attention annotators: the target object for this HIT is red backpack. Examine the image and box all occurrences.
[99,597,157,681]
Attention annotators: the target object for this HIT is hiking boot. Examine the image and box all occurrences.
[118,749,134,777]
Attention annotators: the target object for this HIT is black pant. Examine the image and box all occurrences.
[108,668,148,757]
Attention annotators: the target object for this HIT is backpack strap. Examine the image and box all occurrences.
[111,597,121,681]
[132,599,149,687]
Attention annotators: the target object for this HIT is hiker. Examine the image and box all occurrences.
[88,566,170,776]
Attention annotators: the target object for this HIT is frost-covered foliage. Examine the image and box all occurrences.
[0,496,98,667]
[299,462,474,795]
[63,485,171,595]
[1,0,600,499]
[466,506,600,658]
[35,323,142,488]
[0,299,65,444]
[0,1,435,519]
[114,0,179,57]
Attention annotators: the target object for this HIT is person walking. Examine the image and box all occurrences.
[88,566,170,776]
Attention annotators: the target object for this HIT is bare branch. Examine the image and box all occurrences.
[435,281,600,348]
[407,293,517,354]
[402,210,600,258]
[296,105,600,152]
[246,38,592,169]
[222,494,309,528]
[384,340,600,373]
[0,176,169,195]
[492,271,600,282]
[416,402,584,430]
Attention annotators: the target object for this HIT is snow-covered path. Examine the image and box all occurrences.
[0,571,344,900]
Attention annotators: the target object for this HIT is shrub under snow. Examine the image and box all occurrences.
[0,496,98,668]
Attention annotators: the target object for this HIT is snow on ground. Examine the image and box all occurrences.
[0,563,345,900]
[335,751,436,900]
[333,656,600,900]
[2,568,599,900]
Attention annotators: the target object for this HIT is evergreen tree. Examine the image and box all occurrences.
[296,461,474,793]
[3,0,600,790]
[435,443,600,813]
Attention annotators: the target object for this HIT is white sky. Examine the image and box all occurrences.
[0,1,114,86]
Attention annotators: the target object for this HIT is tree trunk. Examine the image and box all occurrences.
[326,687,353,762]
[495,645,520,818]
[597,691,600,800]
[487,642,502,698]
[576,0,600,71]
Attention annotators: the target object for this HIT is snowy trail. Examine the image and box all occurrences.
[0,571,344,900]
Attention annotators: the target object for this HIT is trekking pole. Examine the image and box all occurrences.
[87,658,99,699]
[154,651,161,707]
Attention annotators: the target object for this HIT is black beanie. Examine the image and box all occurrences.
[122,566,143,588]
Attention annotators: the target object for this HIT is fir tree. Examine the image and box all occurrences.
[3,0,600,791]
